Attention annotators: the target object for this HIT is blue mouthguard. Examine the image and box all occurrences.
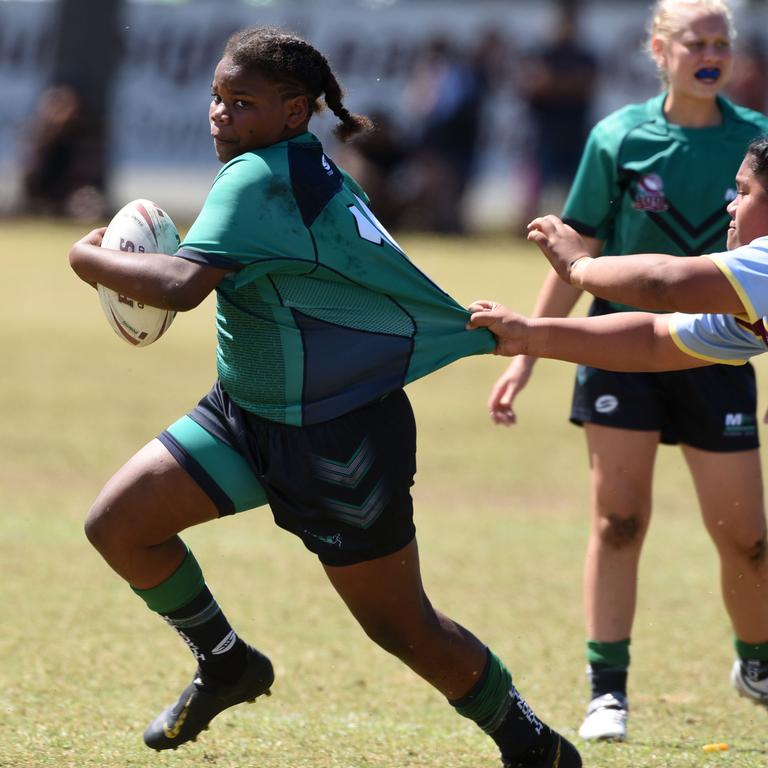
[695,68,721,80]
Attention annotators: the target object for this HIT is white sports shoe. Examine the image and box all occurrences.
[578,692,628,741]
[731,660,768,705]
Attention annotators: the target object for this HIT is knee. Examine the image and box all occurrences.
[727,532,768,567]
[595,512,646,549]
[84,492,130,557]
[713,518,768,566]
[747,537,768,565]
[83,499,112,553]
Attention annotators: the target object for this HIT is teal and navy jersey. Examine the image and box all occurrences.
[670,236,768,364]
[178,132,494,426]
[563,93,768,311]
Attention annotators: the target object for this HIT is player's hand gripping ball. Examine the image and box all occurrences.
[97,199,181,347]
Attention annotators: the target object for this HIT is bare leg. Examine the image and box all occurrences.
[84,438,220,588]
[323,538,487,700]
[324,538,585,765]
[682,445,768,643]
[583,424,659,642]
[86,439,274,752]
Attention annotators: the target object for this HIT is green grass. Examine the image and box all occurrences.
[2,220,768,767]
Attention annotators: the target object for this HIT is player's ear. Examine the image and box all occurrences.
[285,94,310,129]
[649,36,666,71]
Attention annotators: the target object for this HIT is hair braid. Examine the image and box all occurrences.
[224,26,372,142]
[318,57,373,142]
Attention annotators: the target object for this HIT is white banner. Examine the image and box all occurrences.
[1,0,764,224]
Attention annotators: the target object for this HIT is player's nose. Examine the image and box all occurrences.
[210,102,230,124]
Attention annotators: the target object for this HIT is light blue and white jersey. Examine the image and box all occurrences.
[669,237,768,364]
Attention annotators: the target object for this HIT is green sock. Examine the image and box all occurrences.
[131,546,247,682]
[586,638,630,668]
[735,637,768,663]
[451,649,550,762]
[586,639,630,699]
[131,546,205,613]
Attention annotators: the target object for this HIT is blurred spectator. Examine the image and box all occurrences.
[20,84,106,220]
[471,27,515,96]
[334,111,411,231]
[726,34,768,113]
[517,7,598,230]
[401,36,486,233]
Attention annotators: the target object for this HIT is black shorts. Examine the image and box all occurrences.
[570,303,759,452]
[159,382,417,566]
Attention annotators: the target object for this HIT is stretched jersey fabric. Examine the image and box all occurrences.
[178,132,494,425]
[670,236,768,364]
[563,93,768,311]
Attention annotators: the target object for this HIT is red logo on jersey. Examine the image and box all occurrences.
[632,173,668,212]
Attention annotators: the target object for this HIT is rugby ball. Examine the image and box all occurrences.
[97,199,181,347]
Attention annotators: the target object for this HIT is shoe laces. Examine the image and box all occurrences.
[587,692,627,714]
[744,659,768,683]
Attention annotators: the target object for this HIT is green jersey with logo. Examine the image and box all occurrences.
[563,93,768,310]
[178,132,494,426]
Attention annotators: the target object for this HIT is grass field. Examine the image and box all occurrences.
[2,220,768,767]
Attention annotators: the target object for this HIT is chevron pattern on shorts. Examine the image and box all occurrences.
[312,437,374,489]
[322,478,389,529]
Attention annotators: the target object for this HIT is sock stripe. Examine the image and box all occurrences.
[163,598,222,629]
[482,686,514,734]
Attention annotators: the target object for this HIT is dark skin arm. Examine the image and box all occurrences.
[69,228,229,311]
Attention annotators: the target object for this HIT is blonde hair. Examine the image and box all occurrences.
[646,0,735,78]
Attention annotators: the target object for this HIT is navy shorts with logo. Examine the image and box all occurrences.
[570,300,759,452]
[158,382,417,566]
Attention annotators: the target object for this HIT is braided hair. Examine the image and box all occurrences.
[223,26,373,142]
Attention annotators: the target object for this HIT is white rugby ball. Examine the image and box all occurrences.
[97,199,181,347]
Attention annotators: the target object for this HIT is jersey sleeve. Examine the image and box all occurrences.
[561,121,620,240]
[704,237,768,323]
[339,169,370,204]
[668,312,762,364]
[178,154,316,285]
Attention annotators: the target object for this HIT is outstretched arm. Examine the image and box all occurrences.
[69,228,229,311]
[526,215,745,314]
[468,301,711,371]
[486,266,587,424]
